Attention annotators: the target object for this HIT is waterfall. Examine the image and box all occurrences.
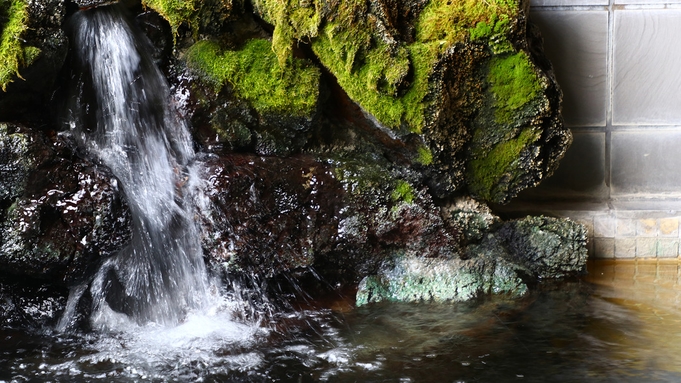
[63,4,211,326]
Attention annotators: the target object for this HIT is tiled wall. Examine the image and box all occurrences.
[503,1,681,259]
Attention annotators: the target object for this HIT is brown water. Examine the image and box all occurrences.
[3,260,681,382]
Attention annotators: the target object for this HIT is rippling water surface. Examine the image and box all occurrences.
[2,260,681,382]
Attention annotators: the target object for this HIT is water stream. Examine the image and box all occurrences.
[64,4,215,327]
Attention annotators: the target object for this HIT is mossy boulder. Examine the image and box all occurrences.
[245,0,569,203]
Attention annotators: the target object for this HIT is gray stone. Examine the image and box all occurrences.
[497,216,588,279]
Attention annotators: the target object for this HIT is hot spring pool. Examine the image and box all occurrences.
[2,259,681,382]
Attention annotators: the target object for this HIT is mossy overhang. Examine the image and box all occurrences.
[0,0,41,91]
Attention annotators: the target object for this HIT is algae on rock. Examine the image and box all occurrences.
[356,253,528,306]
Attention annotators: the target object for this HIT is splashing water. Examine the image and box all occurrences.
[63,4,226,328]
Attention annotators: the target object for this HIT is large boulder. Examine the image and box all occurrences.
[243,0,569,203]
[164,0,570,203]
[356,209,588,305]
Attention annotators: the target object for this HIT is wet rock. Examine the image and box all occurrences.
[0,278,67,329]
[72,0,116,9]
[197,152,459,284]
[0,123,132,285]
[356,253,528,306]
[196,154,341,276]
[496,215,588,279]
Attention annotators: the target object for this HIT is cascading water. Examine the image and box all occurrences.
[63,3,212,326]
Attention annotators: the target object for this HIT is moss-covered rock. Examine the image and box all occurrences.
[243,0,569,203]
[141,0,243,36]
[0,0,31,91]
[0,0,67,122]
[186,38,320,117]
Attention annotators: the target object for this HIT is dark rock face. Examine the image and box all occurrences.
[0,123,132,285]
[0,279,67,329]
[72,0,117,9]
[197,153,459,285]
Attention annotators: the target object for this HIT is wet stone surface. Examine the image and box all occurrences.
[0,123,132,285]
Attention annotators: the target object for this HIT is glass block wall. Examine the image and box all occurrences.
[502,0,681,259]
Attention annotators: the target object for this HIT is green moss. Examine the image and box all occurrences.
[22,45,40,63]
[306,0,520,133]
[416,145,433,166]
[469,14,513,54]
[252,0,323,67]
[416,0,517,51]
[141,0,199,36]
[467,128,540,201]
[391,180,415,204]
[306,0,432,132]
[488,51,542,124]
[312,30,433,132]
[186,39,320,117]
[0,0,29,91]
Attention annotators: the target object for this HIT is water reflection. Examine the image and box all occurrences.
[4,260,681,382]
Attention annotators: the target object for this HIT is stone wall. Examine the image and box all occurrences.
[501,0,681,259]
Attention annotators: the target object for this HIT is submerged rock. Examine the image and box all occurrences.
[0,123,132,285]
